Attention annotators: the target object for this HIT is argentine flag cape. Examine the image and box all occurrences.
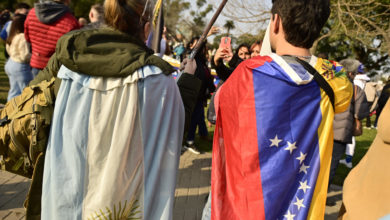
[42,65,184,219]
[211,54,352,220]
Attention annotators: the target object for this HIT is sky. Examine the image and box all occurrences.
[186,0,272,37]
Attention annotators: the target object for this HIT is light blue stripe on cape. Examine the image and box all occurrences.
[42,65,184,220]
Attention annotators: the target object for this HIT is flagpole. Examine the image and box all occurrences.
[188,0,228,60]
[152,0,164,53]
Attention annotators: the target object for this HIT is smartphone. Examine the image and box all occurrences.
[220,37,231,49]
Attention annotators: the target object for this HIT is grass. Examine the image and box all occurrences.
[0,43,377,186]
[332,117,377,186]
[0,44,10,103]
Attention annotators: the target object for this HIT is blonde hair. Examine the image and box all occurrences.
[104,0,151,35]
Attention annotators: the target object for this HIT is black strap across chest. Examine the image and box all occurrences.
[293,57,335,110]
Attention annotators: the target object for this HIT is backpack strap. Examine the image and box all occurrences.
[294,57,335,110]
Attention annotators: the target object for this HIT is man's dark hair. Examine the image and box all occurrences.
[271,0,330,48]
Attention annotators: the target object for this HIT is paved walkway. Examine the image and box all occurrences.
[0,151,342,220]
[0,172,30,220]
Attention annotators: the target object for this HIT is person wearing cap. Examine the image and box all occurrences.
[338,61,372,170]
[353,63,370,90]
[329,59,370,187]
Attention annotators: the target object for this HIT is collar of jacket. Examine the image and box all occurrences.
[56,27,175,78]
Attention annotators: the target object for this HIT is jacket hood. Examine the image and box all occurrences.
[35,1,69,24]
[55,27,174,77]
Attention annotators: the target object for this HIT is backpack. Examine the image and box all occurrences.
[0,78,55,178]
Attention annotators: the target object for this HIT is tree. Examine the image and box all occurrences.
[223,20,235,35]
[314,0,390,76]
[0,0,35,11]
[0,0,104,19]
[219,0,270,25]
[236,31,264,46]
[164,0,190,41]
[331,0,390,54]
[184,0,214,38]
[217,0,390,76]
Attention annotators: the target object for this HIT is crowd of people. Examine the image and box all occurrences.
[0,0,389,219]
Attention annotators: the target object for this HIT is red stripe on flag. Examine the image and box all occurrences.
[211,56,272,220]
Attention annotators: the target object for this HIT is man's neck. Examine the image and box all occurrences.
[275,41,311,57]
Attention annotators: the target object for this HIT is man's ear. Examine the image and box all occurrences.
[272,14,280,34]
[144,21,151,41]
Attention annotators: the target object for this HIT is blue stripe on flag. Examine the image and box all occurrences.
[252,61,323,220]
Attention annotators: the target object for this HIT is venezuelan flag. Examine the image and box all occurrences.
[211,54,352,220]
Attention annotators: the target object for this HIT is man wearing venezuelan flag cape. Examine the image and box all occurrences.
[210,0,353,219]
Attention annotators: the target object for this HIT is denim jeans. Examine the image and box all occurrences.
[187,101,208,141]
[4,58,33,100]
[31,67,42,78]
[328,140,347,187]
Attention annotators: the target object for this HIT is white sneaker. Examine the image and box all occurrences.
[339,159,352,168]
[186,146,200,155]
[184,142,201,155]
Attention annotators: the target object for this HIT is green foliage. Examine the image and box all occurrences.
[72,0,104,18]
[223,20,235,35]
[187,0,213,37]
[164,0,190,39]
[315,21,390,77]
[0,44,9,104]
[0,0,35,10]
[0,0,104,19]
[236,32,263,47]
[313,0,390,77]
[196,0,206,8]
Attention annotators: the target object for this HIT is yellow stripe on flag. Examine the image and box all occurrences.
[152,0,162,27]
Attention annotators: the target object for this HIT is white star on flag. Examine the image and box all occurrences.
[284,210,295,220]
[298,180,311,193]
[269,135,282,147]
[284,141,297,154]
[296,152,307,164]
[293,196,306,210]
[299,163,310,174]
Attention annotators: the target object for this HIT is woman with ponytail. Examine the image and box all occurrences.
[25,0,198,219]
